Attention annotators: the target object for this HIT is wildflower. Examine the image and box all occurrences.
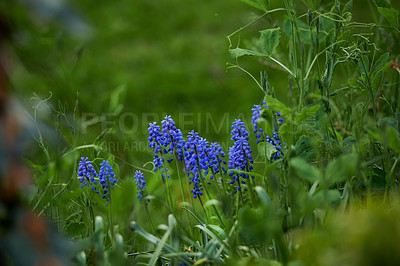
[148,122,169,177]
[161,115,186,162]
[228,120,254,193]
[99,160,117,202]
[148,122,162,153]
[251,100,284,160]
[208,142,227,179]
[251,99,267,144]
[184,130,207,198]
[231,119,250,141]
[134,170,148,201]
[78,157,99,193]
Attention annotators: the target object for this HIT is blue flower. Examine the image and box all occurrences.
[228,120,254,193]
[78,157,99,193]
[148,122,162,153]
[208,142,227,179]
[231,119,250,141]
[251,99,284,160]
[148,122,169,177]
[161,115,186,162]
[99,160,117,202]
[251,100,268,144]
[134,170,148,201]
[184,130,207,198]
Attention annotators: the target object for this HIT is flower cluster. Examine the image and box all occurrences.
[78,157,99,193]
[78,158,118,203]
[161,115,186,162]
[228,119,254,193]
[184,131,205,198]
[99,160,118,202]
[183,130,228,198]
[251,100,284,160]
[251,100,266,144]
[148,116,187,178]
[208,142,227,178]
[134,170,148,201]
[148,122,165,172]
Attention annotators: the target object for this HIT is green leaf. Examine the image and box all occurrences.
[386,126,400,152]
[255,186,272,207]
[306,0,321,9]
[264,160,281,174]
[258,142,277,159]
[326,153,358,184]
[343,0,353,15]
[283,19,327,45]
[259,28,281,55]
[278,123,292,147]
[358,55,370,75]
[194,224,227,252]
[109,84,126,115]
[149,226,172,266]
[208,224,227,240]
[241,0,267,11]
[230,48,259,58]
[378,116,398,129]
[264,95,290,117]
[289,157,322,183]
[377,7,398,27]
[260,107,274,136]
[238,207,274,244]
[371,52,390,75]
[168,214,179,262]
[372,70,383,93]
[312,189,341,204]
[295,105,320,124]
[342,136,357,154]
[371,167,386,190]
[373,0,391,9]
[65,222,86,238]
[295,135,318,163]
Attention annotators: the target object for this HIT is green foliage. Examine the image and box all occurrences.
[6,0,400,265]
[259,28,281,56]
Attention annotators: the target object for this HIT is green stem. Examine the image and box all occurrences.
[235,177,241,221]
[198,169,225,227]
[175,156,194,236]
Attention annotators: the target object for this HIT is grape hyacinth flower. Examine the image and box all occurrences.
[134,170,148,201]
[184,130,207,198]
[161,115,186,162]
[251,99,267,144]
[228,119,254,193]
[78,157,99,193]
[251,100,284,160]
[99,160,118,202]
[148,122,169,178]
[208,142,227,179]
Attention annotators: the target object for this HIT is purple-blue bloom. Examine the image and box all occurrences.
[134,170,148,201]
[208,142,227,179]
[228,120,254,193]
[251,99,284,160]
[184,130,207,198]
[78,157,99,193]
[148,122,169,177]
[161,115,186,162]
[99,160,117,202]
[148,122,162,153]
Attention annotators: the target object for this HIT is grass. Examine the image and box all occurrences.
[2,0,400,265]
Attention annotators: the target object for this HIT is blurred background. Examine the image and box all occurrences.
[2,0,399,167]
[1,1,400,264]
[2,0,268,170]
